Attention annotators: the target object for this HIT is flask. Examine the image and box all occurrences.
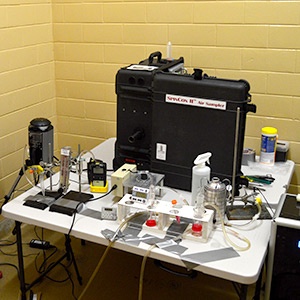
[260,127,277,165]
[191,152,212,206]
[204,177,226,224]
[192,192,205,237]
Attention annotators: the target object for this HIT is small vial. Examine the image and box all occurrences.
[146,212,157,227]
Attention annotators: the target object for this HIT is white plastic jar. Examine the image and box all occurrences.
[260,127,278,165]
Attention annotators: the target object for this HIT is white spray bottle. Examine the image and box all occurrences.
[191,152,212,206]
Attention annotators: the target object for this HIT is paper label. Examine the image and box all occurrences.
[127,64,158,71]
[166,94,226,110]
[156,143,167,161]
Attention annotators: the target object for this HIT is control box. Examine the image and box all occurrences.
[265,193,300,300]
[111,164,137,197]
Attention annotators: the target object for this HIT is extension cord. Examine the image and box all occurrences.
[29,239,51,249]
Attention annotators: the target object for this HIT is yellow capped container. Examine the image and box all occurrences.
[260,127,278,165]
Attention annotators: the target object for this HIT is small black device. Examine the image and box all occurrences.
[29,239,50,249]
[87,158,108,192]
[28,118,54,165]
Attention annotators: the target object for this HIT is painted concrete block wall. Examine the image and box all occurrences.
[0,1,56,202]
[53,0,299,193]
[0,1,299,203]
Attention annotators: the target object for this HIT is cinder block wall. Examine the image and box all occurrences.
[53,0,300,193]
[0,1,299,202]
[0,1,56,201]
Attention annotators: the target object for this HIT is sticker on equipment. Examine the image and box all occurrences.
[166,94,226,110]
[156,143,167,161]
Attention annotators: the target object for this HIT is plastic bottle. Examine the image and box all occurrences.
[260,127,278,165]
[191,152,212,206]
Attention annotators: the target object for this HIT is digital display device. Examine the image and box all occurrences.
[87,158,107,187]
[131,186,150,204]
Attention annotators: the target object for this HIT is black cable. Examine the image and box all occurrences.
[34,246,58,274]
[0,238,38,257]
[43,260,71,283]
[255,187,275,218]
[0,239,16,247]
[34,226,43,242]
[33,250,77,299]
[31,230,78,298]
[66,184,117,237]
[58,262,77,300]
[0,263,20,280]
[86,184,117,202]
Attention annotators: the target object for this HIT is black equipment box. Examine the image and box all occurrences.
[265,194,300,300]
[113,52,256,191]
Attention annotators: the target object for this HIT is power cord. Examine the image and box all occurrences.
[66,184,117,237]
[31,226,77,298]
[0,263,20,280]
[205,202,251,251]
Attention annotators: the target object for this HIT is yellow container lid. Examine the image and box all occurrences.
[262,127,277,135]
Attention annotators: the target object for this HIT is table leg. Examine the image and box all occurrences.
[240,284,248,300]
[232,282,248,300]
[15,221,27,300]
[254,264,263,300]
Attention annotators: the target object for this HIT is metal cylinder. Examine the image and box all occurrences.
[204,177,226,223]
[60,146,72,193]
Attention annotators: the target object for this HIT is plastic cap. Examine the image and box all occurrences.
[255,196,262,206]
[192,223,202,232]
[171,199,177,205]
[194,152,212,166]
[262,127,277,135]
[146,219,156,227]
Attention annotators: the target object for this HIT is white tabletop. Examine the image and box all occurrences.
[1,138,295,286]
[241,159,294,209]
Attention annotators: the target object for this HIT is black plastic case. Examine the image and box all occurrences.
[151,71,255,190]
[113,52,256,192]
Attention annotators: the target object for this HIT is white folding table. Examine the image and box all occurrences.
[2,138,295,300]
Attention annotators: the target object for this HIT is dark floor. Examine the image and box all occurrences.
[0,223,264,300]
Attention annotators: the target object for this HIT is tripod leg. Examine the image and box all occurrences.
[65,235,83,285]
[0,167,24,214]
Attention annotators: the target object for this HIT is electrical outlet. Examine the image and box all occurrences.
[0,218,14,239]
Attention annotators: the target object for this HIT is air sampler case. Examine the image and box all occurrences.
[114,52,256,191]
[114,52,184,170]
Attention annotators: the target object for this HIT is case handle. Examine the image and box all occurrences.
[154,260,198,278]
[148,51,162,64]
